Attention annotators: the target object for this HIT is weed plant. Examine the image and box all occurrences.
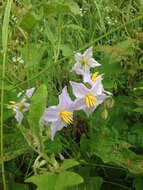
[1,0,143,190]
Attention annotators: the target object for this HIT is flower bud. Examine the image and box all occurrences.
[101,109,108,120]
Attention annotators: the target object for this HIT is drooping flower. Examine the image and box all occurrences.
[70,76,111,116]
[8,87,35,124]
[41,86,78,140]
[71,47,100,75]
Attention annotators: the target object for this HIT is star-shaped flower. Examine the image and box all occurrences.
[71,47,100,75]
[41,86,77,140]
[8,87,35,124]
[70,76,110,116]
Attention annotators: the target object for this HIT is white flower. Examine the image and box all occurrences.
[71,47,100,75]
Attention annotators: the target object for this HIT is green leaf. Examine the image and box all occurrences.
[28,84,47,136]
[67,1,80,15]
[25,171,83,190]
[133,177,143,190]
[90,126,143,174]
[25,173,57,190]
[56,171,83,190]
[59,44,73,56]
[60,159,80,171]
[19,12,38,33]
[2,0,12,52]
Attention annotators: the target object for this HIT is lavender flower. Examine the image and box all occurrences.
[41,86,77,140]
[70,76,110,116]
[71,47,100,75]
[8,87,35,124]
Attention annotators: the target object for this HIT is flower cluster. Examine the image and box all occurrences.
[41,47,111,139]
[10,47,111,140]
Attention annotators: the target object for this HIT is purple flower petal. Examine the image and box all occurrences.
[83,47,93,59]
[70,81,90,98]
[51,119,66,140]
[26,87,35,98]
[88,58,101,67]
[59,86,73,108]
[42,106,59,122]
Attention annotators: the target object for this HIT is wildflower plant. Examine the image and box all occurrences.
[8,46,111,189]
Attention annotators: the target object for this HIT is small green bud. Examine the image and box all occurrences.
[101,109,108,120]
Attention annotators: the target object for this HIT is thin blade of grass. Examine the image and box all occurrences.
[1,1,13,190]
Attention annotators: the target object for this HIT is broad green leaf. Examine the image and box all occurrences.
[19,12,38,33]
[28,84,47,136]
[55,171,83,190]
[25,173,57,190]
[90,126,143,174]
[25,171,83,190]
[60,159,80,171]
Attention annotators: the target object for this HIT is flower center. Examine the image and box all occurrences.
[91,72,99,82]
[80,57,88,66]
[59,109,73,124]
[7,101,16,109]
[86,94,97,108]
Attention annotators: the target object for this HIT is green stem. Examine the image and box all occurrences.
[1,52,7,190]
[103,180,133,190]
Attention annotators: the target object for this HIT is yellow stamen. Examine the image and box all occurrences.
[59,109,73,124]
[9,100,16,104]
[86,94,97,108]
[86,96,90,108]
[91,72,99,82]
[90,99,97,107]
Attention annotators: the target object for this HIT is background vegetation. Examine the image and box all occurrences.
[1,0,143,189]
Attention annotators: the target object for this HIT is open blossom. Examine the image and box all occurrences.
[83,72,112,95]
[41,86,78,140]
[70,76,111,116]
[71,47,100,75]
[8,88,35,124]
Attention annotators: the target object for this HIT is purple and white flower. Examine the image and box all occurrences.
[70,76,110,116]
[41,86,77,140]
[8,87,35,124]
[71,47,100,75]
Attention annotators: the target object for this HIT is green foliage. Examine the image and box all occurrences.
[1,0,143,189]
[90,126,143,174]
[19,12,38,33]
[25,171,83,190]
[28,84,47,136]
[133,177,143,190]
